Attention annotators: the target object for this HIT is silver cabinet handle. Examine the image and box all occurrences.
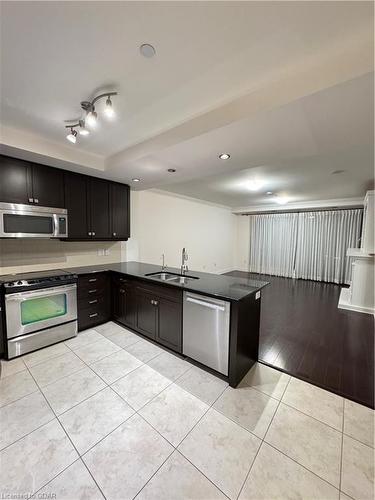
[88,232,92,236]
[89,299,98,304]
[113,232,117,236]
[88,289,97,294]
[89,313,98,318]
[28,197,34,203]
[89,278,97,283]
[92,231,96,236]
[34,198,39,203]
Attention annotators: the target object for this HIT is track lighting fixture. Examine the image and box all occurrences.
[64,91,117,144]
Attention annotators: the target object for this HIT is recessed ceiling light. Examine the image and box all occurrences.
[132,178,140,182]
[247,180,265,191]
[219,153,230,160]
[266,191,273,195]
[140,43,156,58]
[167,168,176,173]
[274,195,289,205]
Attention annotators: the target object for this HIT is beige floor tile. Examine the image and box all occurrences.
[176,366,228,405]
[111,364,171,410]
[0,370,38,407]
[0,358,26,379]
[137,450,227,500]
[93,321,127,338]
[179,408,260,499]
[265,403,342,487]
[282,377,344,430]
[90,349,142,384]
[239,442,339,500]
[73,337,121,364]
[42,366,106,415]
[344,399,374,447]
[341,435,374,500]
[107,330,141,348]
[65,329,104,350]
[124,339,163,363]
[241,362,290,399]
[23,342,70,367]
[60,387,134,454]
[38,459,104,499]
[213,385,278,438]
[29,351,86,387]
[83,414,173,500]
[0,420,78,495]
[140,384,209,446]
[0,391,54,450]
[147,351,191,381]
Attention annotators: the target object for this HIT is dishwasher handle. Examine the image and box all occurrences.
[186,296,226,311]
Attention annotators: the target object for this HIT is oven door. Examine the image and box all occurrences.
[5,284,77,339]
[0,203,67,238]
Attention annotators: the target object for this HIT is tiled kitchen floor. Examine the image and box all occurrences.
[0,322,374,500]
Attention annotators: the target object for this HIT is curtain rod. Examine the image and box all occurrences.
[240,206,363,215]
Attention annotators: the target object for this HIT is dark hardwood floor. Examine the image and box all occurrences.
[225,271,374,409]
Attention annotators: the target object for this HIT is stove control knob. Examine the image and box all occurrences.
[17,280,23,285]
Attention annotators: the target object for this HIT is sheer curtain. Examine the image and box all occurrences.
[248,209,362,284]
[295,209,362,284]
[248,212,298,277]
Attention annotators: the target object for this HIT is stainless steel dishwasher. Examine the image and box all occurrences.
[183,291,230,375]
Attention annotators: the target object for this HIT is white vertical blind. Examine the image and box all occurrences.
[248,209,362,283]
[248,212,298,277]
[295,209,362,284]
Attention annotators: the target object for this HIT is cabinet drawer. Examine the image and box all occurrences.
[78,284,109,300]
[78,303,110,331]
[78,273,108,289]
[78,295,108,311]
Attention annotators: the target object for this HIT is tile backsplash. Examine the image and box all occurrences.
[0,239,124,275]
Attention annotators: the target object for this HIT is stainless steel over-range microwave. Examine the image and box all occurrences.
[0,202,68,238]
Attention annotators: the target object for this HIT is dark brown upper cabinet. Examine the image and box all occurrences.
[0,156,32,204]
[30,163,64,208]
[89,177,111,239]
[0,155,64,208]
[110,182,130,240]
[64,171,89,239]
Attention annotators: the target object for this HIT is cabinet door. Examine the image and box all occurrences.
[110,183,130,239]
[31,164,65,208]
[89,177,110,239]
[157,297,182,352]
[64,172,89,238]
[0,155,31,204]
[136,290,158,340]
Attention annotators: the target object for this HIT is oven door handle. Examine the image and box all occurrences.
[5,284,77,301]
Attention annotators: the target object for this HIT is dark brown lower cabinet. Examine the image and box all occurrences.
[77,273,110,331]
[112,276,136,328]
[135,283,182,352]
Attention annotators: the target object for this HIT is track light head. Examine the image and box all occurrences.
[66,128,77,144]
[78,120,90,136]
[86,109,97,128]
[104,96,115,118]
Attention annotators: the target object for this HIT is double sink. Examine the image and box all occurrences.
[145,271,199,285]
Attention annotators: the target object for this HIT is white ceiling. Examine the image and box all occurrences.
[0,1,374,208]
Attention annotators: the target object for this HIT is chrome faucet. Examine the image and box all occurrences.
[161,253,166,271]
[181,247,188,275]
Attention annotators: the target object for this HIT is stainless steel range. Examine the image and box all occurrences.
[3,270,78,358]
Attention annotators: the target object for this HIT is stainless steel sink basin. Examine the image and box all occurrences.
[145,272,177,281]
[145,271,200,284]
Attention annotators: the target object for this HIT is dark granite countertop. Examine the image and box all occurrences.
[0,261,268,301]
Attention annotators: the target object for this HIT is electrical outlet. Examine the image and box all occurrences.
[104,249,110,256]
[97,249,104,256]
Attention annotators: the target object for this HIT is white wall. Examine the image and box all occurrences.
[128,190,237,274]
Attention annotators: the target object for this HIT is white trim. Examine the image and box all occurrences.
[338,287,375,316]
[149,189,232,211]
[233,197,364,214]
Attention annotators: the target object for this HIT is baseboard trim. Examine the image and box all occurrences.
[338,287,375,316]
